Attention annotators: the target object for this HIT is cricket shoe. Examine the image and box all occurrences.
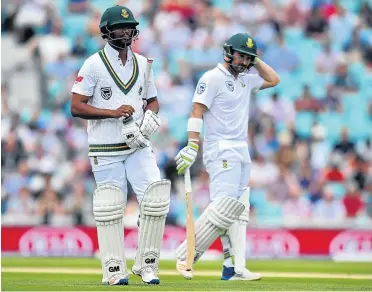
[105,274,129,285]
[132,266,160,284]
[221,266,262,281]
[176,260,193,280]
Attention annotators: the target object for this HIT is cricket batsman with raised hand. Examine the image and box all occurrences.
[71,5,170,286]
[175,33,280,280]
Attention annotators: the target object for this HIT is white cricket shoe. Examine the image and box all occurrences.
[176,260,193,280]
[230,268,262,281]
[132,266,160,284]
[106,274,129,285]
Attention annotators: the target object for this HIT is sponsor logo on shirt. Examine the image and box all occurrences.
[225,81,234,92]
[75,76,84,83]
[197,82,206,94]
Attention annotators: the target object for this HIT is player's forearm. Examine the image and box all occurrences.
[145,97,159,113]
[255,59,280,85]
[187,102,206,145]
[71,102,113,119]
[188,131,200,143]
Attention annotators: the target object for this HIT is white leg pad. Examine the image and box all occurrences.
[176,196,245,264]
[227,188,250,274]
[93,184,127,284]
[133,180,171,274]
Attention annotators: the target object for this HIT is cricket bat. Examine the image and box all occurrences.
[184,168,195,271]
[143,58,154,106]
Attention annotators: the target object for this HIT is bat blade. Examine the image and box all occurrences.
[184,168,195,271]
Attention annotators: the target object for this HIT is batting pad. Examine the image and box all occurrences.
[93,184,127,284]
[227,187,250,274]
[176,196,245,264]
[133,180,171,273]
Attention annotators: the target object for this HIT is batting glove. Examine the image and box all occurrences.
[122,116,150,149]
[175,141,199,175]
[140,110,161,138]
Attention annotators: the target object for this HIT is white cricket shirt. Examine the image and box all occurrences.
[193,63,263,142]
[71,43,157,156]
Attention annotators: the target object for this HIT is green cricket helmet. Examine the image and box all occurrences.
[100,5,139,49]
[223,33,258,71]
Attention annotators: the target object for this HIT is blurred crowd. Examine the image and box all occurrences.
[1,0,372,227]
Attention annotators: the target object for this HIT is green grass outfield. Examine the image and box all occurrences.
[2,257,372,291]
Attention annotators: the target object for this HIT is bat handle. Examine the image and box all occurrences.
[184,168,192,193]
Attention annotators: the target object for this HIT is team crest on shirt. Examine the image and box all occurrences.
[197,82,206,94]
[101,87,112,100]
[225,81,234,92]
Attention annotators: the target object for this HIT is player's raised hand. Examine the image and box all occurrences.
[175,141,199,175]
[111,105,135,118]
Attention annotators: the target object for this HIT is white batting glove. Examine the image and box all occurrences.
[140,110,161,138]
[122,117,150,149]
[175,141,199,175]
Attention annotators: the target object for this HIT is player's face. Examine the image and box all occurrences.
[109,25,139,49]
[232,51,254,73]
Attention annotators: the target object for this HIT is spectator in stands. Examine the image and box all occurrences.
[350,155,370,191]
[1,131,26,171]
[297,160,313,191]
[310,122,331,171]
[282,0,308,27]
[63,181,90,225]
[343,27,363,59]
[333,62,359,92]
[37,186,64,225]
[13,0,54,44]
[263,34,300,73]
[267,166,297,202]
[333,127,355,154]
[86,8,102,37]
[5,186,36,216]
[329,4,359,48]
[250,153,279,188]
[295,84,323,112]
[71,36,87,58]
[68,0,89,14]
[313,185,346,223]
[261,92,296,126]
[322,154,345,183]
[255,126,280,159]
[275,139,296,169]
[342,182,364,218]
[44,53,79,80]
[29,21,71,63]
[193,169,210,212]
[315,42,341,74]
[282,184,311,223]
[305,6,328,39]
[323,85,342,112]
[360,2,372,27]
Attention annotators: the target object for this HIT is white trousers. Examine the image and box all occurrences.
[89,147,161,204]
[203,140,251,201]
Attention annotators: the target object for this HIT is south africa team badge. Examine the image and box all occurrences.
[101,87,112,100]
